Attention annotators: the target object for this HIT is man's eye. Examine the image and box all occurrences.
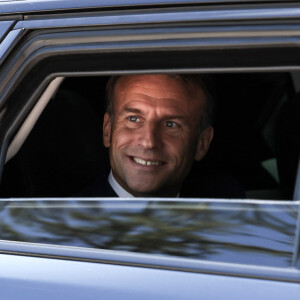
[128,116,140,122]
[165,121,177,128]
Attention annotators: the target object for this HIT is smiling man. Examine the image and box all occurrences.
[80,74,215,197]
[100,74,214,197]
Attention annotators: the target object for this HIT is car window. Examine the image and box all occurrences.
[0,72,298,200]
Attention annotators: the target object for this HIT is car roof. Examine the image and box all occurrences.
[0,0,298,16]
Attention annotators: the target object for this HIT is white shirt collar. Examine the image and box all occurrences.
[108,169,180,198]
[108,170,134,198]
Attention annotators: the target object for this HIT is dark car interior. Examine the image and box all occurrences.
[0,72,299,200]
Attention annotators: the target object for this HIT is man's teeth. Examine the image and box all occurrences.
[133,157,162,166]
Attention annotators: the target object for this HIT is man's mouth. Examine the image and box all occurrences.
[132,157,163,166]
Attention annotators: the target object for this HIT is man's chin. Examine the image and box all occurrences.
[123,174,179,197]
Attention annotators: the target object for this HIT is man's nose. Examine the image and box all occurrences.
[138,123,160,149]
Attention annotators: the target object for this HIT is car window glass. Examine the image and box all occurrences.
[1,199,299,269]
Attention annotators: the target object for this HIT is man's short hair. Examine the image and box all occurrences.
[105,74,215,131]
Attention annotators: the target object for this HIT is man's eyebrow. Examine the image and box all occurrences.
[162,115,185,120]
[119,107,142,115]
[120,107,187,120]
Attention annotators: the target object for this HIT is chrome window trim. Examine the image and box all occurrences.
[1,235,300,283]
[0,20,15,42]
[13,5,300,30]
[0,28,24,66]
[0,1,298,16]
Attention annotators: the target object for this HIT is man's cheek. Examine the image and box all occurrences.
[115,129,137,146]
[165,139,184,158]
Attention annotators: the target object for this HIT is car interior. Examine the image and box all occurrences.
[0,72,299,200]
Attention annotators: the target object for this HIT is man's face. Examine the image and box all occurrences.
[103,75,213,197]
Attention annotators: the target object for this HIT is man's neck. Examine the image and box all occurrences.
[108,170,179,198]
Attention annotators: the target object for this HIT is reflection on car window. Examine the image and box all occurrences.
[0,199,299,269]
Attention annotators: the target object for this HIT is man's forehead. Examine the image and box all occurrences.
[119,99,189,116]
[112,75,206,125]
[114,74,205,103]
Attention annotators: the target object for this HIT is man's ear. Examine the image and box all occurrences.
[103,112,112,148]
[194,126,214,161]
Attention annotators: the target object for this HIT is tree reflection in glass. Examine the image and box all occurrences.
[0,200,298,268]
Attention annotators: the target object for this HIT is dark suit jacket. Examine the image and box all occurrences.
[180,171,245,198]
[76,175,117,197]
[77,171,245,198]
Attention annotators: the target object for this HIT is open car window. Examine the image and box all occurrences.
[0,72,298,200]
